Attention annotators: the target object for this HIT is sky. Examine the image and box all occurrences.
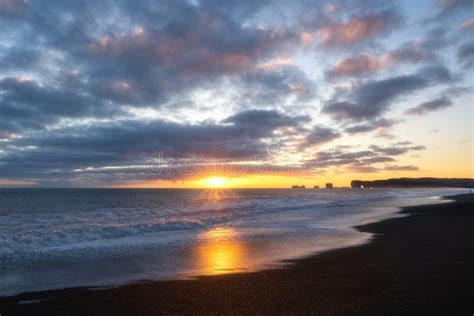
[0,0,473,188]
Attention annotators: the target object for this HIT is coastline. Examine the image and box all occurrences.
[1,193,473,315]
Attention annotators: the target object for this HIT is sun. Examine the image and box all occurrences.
[206,177,226,188]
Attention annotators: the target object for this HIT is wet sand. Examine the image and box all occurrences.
[1,194,473,315]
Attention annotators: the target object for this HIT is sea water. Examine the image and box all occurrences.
[0,188,467,295]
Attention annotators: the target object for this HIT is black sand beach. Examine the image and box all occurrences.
[1,194,473,315]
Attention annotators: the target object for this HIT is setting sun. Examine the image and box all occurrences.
[206,177,227,188]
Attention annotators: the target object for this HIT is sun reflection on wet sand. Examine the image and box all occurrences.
[196,227,247,275]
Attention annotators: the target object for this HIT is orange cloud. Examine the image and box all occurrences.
[299,31,315,44]
[257,57,293,70]
[327,53,385,77]
[326,41,435,78]
[0,178,37,186]
[320,17,383,45]
[315,10,401,47]
[460,18,474,30]
[0,0,27,14]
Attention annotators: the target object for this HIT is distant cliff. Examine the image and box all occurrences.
[351,178,474,188]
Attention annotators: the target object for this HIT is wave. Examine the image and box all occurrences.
[0,188,464,257]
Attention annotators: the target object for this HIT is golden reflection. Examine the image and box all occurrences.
[200,187,238,202]
[196,227,247,275]
[204,188,225,202]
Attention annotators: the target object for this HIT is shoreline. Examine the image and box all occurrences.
[1,193,473,314]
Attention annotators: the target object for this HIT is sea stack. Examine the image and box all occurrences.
[292,185,306,189]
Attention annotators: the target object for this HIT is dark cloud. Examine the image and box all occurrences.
[312,148,419,173]
[435,0,474,18]
[344,118,399,134]
[0,0,315,141]
[442,85,473,98]
[322,65,455,121]
[457,41,474,67]
[393,141,412,145]
[39,111,306,159]
[370,144,426,156]
[310,148,396,170]
[0,76,114,133]
[406,97,453,115]
[299,126,341,148]
[311,150,373,168]
[387,42,436,63]
[361,156,395,164]
[82,23,295,77]
[0,0,28,16]
[325,53,384,78]
[0,110,308,182]
[421,27,455,50]
[223,109,311,137]
[346,163,420,173]
[0,0,303,113]
[384,164,419,171]
[238,64,317,105]
[0,48,40,71]
[67,1,300,108]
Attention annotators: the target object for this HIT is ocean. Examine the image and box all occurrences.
[0,187,467,296]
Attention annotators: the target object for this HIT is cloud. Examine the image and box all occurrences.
[325,53,385,78]
[311,149,374,168]
[383,164,419,171]
[0,48,40,71]
[310,148,396,170]
[460,18,474,30]
[2,0,303,109]
[394,141,412,145]
[325,42,436,79]
[71,1,299,109]
[317,9,402,48]
[313,148,420,173]
[386,42,436,63]
[435,0,474,18]
[370,144,426,156]
[0,110,310,183]
[405,97,453,115]
[0,0,312,136]
[0,76,114,133]
[238,64,317,105]
[0,178,37,187]
[299,126,341,148]
[344,118,399,134]
[361,156,395,164]
[83,25,295,77]
[346,165,380,173]
[322,65,454,121]
[457,41,474,67]
[0,0,27,16]
[223,109,311,137]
